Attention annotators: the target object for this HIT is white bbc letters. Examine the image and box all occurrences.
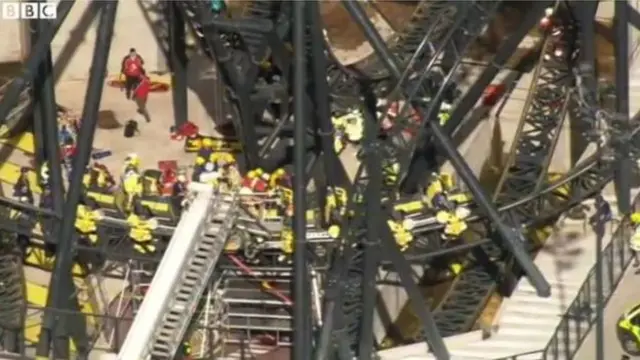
[1,2,57,19]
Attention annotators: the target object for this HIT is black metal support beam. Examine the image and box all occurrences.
[0,0,75,123]
[574,4,603,360]
[36,2,117,358]
[357,84,382,360]
[445,3,549,137]
[293,1,312,359]
[614,0,632,214]
[308,0,347,189]
[168,1,188,128]
[34,0,66,247]
[341,0,549,298]
[31,19,46,168]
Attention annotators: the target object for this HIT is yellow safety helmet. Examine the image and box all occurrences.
[328,225,340,238]
[125,153,140,167]
[255,168,264,176]
[631,213,640,224]
[274,168,286,177]
[195,156,206,166]
[247,170,257,179]
[202,138,213,148]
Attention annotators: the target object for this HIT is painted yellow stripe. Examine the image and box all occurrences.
[0,161,41,193]
[0,132,35,154]
[26,281,95,351]
[24,247,86,276]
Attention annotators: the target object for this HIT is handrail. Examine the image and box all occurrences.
[508,194,639,360]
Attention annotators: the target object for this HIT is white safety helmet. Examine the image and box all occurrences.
[205,162,214,172]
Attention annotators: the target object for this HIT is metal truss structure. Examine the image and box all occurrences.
[0,0,637,359]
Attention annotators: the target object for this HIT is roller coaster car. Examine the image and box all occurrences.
[183,134,242,153]
[617,303,640,356]
[84,190,118,211]
[392,199,426,218]
[132,194,176,221]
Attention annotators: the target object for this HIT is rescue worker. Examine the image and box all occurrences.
[220,157,241,190]
[270,168,291,189]
[630,211,640,268]
[133,72,151,122]
[617,302,640,356]
[278,227,294,263]
[122,154,140,178]
[172,172,189,208]
[197,138,215,164]
[438,102,452,126]
[122,172,143,211]
[76,205,101,245]
[240,169,268,193]
[198,162,221,186]
[83,163,115,190]
[39,162,50,189]
[324,187,347,223]
[13,167,34,204]
[121,48,145,100]
[127,212,157,254]
[192,156,207,182]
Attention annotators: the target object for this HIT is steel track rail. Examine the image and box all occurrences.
[335,0,507,348]
[422,9,584,337]
[352,0,459,80]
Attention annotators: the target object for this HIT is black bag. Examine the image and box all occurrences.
[124,120,139,138]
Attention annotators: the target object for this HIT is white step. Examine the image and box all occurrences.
[499,314,559,329]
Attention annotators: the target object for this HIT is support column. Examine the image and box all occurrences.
[168,1,188,128]
[36,2,118,359]
[293,2,312,359]
[615,0,631,214]
[357,84,382,360]
[33,0,66,249]
[31,17,46,168]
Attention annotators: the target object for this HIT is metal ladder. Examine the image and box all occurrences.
[149,192,239,359]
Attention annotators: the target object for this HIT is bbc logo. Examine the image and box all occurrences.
[1,2,57,19]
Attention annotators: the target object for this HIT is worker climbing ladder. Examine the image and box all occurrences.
[114,184,238,360]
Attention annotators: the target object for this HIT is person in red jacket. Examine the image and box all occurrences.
[133,73,151,122]
[121,48,145,99]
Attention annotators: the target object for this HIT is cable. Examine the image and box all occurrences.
[226,253,293,305]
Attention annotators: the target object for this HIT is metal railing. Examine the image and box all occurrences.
[504,195,639,360]
[542,208,635,360]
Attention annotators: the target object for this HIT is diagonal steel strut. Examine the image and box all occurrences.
[341,0,550,298]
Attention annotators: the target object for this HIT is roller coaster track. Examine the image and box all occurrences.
[353,0,459,80]
[334,0,505,348]
[0,81,33,139]
[413,9,584,338]
[146,0,619,351]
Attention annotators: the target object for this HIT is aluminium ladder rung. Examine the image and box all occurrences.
[149,193,239,358]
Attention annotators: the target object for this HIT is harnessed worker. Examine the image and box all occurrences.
[121,48,145,100]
